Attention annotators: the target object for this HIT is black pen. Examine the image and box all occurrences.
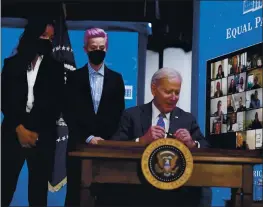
[166,132,175,138]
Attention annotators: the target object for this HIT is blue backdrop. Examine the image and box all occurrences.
[196,1,262,206]
[1,28,138,206]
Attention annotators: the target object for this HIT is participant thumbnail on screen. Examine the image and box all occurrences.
[232,92,246,112]
[210,115,228,135]
[246,88,262,109]
[211,59,228,80]
[210,116,222,134]
[255,129,263,149]
[211,78,227,98]
[211,96,227,116]
[245,129,263,150]
[227,112,245,132]
[236,131,247,149]
[247,69,263,90]
[235,72,247,93]
[236,129,263,150]
[245,108,263,130]
[228,55,240,75]
[227,95,236,114]
[228,75,237,94]
[239,52,248,72]
[247,48,263,70]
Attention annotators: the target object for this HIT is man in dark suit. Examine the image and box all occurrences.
[64,28,125,206]
[110,67,211,207]
[1,19,64,206]
[112,68,209,148]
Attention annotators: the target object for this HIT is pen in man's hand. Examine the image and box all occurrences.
[166,132,175,138]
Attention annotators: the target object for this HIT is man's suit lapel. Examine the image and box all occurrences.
[140,102,152,135]
[168,107,181,135]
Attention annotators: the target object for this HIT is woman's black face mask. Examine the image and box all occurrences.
[88,50,106,65]
[36,39,53,55]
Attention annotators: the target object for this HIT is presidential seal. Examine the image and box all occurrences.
[141,138,193,190]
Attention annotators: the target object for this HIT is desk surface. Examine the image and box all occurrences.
[69,140,263,164]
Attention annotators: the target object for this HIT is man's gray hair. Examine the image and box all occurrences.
[151,67,183,85]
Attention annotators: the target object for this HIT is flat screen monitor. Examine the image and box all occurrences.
[206,42,263,150]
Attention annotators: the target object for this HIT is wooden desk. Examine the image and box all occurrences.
[69,141,263,207]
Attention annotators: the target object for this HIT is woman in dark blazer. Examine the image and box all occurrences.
[1,18,64,206]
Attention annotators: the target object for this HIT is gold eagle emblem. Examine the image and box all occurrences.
[154,150,179,177]
[141,138,194,190]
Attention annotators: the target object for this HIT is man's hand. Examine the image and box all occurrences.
[89,137,104,145]
[173,128,196,149]
[16,124,38,148]
[139,126,165,144]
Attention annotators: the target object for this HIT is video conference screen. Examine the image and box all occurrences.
[206,42,263,150]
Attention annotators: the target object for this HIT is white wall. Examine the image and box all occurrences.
[144,50,159,103]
